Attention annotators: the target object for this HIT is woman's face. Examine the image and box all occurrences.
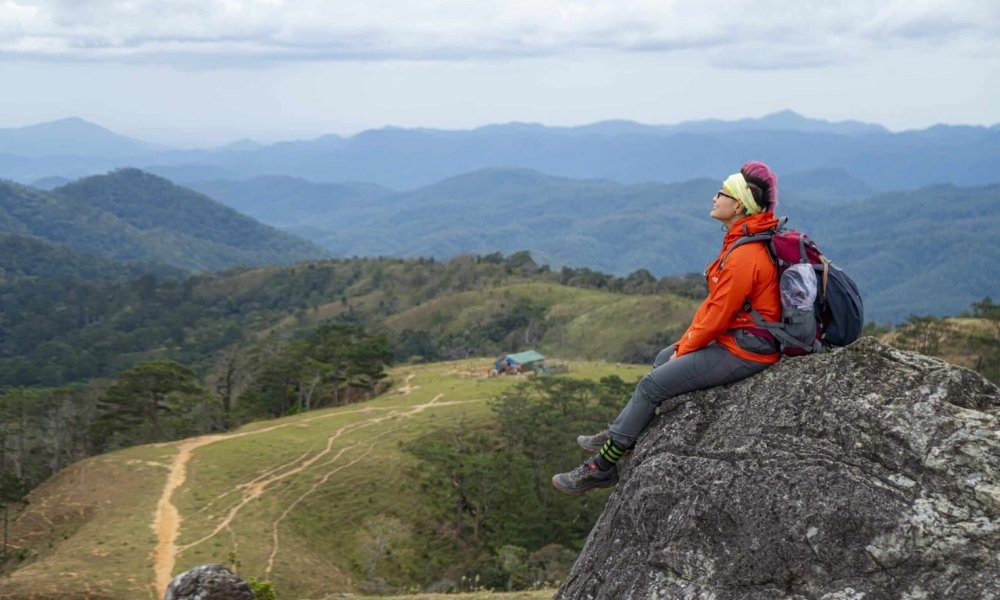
[710,190,743,223]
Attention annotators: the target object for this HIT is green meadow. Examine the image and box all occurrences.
[381,281,697,360]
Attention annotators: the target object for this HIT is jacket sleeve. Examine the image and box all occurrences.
[675,248,756,356]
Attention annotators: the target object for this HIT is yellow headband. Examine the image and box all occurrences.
[723,173,762,215]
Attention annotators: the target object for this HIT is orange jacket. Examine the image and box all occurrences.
[675,212,782,364]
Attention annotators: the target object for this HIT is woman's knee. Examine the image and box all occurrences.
[635,372,669,406]
[652,345,676,368]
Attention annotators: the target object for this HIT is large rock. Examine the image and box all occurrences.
[556,338,1000,600]
[163,564,254,600]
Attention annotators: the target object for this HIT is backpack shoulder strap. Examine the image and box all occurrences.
[719,228,776,270]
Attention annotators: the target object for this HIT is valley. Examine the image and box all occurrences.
[3,359,647,599]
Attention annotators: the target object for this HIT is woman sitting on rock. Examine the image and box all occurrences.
[552,161,784,495]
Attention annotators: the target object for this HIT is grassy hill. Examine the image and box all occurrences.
[3,359,647,599]
[380,281,695,362]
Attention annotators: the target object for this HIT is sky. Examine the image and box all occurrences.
[0,0,998,147]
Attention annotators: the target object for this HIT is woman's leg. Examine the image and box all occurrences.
[608,344,768,448]
[552,344,769,495]
[575,345,676,452]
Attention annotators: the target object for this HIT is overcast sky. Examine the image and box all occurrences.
[1,0,997,146]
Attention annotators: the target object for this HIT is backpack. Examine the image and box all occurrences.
[720,218,864,355]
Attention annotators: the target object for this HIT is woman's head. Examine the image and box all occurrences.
[711,161,778,226]
[739,160,778,213]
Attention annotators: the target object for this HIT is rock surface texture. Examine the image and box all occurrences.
[556,338,1000,600]
[163,563,254,600]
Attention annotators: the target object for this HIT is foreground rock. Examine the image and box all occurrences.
[164,564,254,600]
[557,338,1000,599]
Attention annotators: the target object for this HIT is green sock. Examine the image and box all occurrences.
[597,439,626,470]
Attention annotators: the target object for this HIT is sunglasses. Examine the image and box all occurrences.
[716,190,739,202]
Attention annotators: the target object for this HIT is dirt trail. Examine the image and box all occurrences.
[152,392,466,597]
[152,406,388,595]
[265,440,378,575]
[396,373,418,395]
[152,435,226,596]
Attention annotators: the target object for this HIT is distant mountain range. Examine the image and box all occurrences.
[1,112,998,191]
[0,117,162,158]
[0,169,326,271]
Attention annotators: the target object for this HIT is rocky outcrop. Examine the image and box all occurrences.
[557,338,1000,600]
[163,564,254,600]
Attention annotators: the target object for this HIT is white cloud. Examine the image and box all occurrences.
[0,0,996,67]
[1,0,996,142]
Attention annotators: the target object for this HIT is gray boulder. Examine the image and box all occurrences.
[557,338,1000,600]
[164,564,254,600]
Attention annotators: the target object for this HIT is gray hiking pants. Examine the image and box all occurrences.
[608,343,770,448]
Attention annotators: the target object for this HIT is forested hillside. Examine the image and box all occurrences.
[5,121,996,323]
[0,233,181,282]
[189,175,394,227]
[0,250,701,389]
[0,169,325,271]
[794,184,1000,322]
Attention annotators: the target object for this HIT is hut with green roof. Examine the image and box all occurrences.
[494,350,546,374]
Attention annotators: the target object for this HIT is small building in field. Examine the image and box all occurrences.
[494,350,546,374]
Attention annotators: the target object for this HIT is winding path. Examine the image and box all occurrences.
[153,436,223,595]
[151,391,469,597]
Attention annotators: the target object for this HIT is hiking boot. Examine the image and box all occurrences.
[576,429,611,452]
[577,430,632,458]
[551,457,619,495]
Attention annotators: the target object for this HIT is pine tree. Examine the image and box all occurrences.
[94,360,210,447]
